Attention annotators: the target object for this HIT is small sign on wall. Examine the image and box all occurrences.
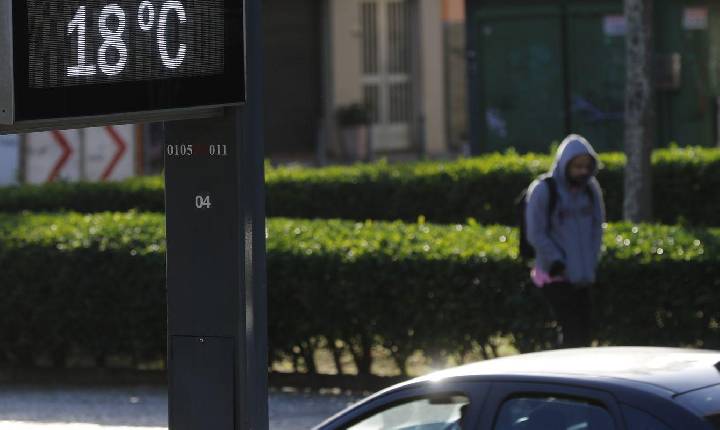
[603,15,626,37]
[25,129,81,184]
[683,7,708,31]
[24,125,136,184]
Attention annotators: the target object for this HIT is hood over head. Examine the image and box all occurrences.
[551,134,600,186]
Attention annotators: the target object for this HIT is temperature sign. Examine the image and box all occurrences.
[29,0,224,87]
[0,0,245,125]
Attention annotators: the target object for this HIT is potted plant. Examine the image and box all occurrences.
[336,103,371,162]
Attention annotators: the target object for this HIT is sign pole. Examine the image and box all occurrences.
[164,105,267,430]
[2,0,264,423]
[164,0,266,427]
[240,0,269,426]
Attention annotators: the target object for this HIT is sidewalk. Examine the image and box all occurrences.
[0,385,358,430]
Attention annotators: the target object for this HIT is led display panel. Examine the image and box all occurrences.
[1,0,245,124]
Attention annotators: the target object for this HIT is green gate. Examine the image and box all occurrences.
[476,6,566,153]
[567,3,626,152]
[657,1,715,147]
[470,0,720,153]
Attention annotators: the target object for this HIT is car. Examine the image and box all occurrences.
[313,347,720,430]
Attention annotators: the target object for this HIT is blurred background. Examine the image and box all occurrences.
[1,0,719,427]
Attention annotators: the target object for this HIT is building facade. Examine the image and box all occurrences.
[263,0,457,162]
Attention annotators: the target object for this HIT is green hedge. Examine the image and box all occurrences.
[1,212,718,373]
[0,212,166,367]
[268,147,720,225]
[0,176,165,213]
[1,147,718,225]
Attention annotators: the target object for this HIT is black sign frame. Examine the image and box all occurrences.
[1,0,245,125]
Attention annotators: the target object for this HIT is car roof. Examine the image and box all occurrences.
[414,347,720,394]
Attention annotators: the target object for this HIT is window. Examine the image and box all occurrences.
[620,404,672,429]
[676,384,720,429]
[493,395,615,430]
[676,384,720,417]
[346,394,469,430]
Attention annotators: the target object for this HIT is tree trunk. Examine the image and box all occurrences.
[388,347,411,377]
[349,334,373,376]
[299,340,318,375]
[624,0,655,222]
[330,341,345,375]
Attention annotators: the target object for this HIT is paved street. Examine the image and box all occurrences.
[0,386,359,430]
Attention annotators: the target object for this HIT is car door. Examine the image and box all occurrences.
[315,380,489,430]
[477,380,626,430]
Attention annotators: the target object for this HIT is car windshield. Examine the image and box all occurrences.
[676,384,720,428]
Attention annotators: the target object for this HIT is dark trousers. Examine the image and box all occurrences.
[542,282,593,348]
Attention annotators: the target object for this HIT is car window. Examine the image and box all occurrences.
[620,404,672,429]
[676,384,720,417]
[345,394,470,430]
[676,384,720,429]
[493,395,615,430]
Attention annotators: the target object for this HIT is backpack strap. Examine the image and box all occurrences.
[543,177,558,226]
[541,176,565,260]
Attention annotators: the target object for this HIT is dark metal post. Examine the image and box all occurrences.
[465,0,481,156]
[163,0,267,428]
[240,0,269,426]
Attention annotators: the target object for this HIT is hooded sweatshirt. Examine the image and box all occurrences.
[525,134,605,284]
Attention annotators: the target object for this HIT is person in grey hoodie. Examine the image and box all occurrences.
[525,134,605,347]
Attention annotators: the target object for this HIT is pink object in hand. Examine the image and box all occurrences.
[531,266,566,288]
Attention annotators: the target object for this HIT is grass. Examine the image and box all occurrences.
[270,336,520,378]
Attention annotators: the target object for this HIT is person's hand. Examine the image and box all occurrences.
[549,261,566,277]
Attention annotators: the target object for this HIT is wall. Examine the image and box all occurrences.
[263,0,323,157]
[331,0,363,107]
[420,0,447,155]
[330,0,448,156]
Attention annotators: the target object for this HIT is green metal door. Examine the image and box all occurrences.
[567,4,626,151]
[477,6,565,153]
[656,1,715,147]
[471,0,718,152]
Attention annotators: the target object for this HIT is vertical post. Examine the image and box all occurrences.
[135,124,144,176]
[465,0,481,155]
[240,0,268,426]
[164,106,266,430]
[78,128,87,181]
[318,0,333,166]
[623,0,655,222]
[409,0,424,156]
[560,1,572,135]
[18,134,27,183]
[164,0,267,428]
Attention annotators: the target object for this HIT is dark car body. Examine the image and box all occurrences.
[314,347,720,430]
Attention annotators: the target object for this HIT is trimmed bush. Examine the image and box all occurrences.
[1,213,719,372]
[0,177,165,213]
[1,147,718,225]
[267,147,720,226]
[0,212,166,367]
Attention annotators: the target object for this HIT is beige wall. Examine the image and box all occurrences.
[420,0,446,155]
[331,0,363,107]
[443,0,465,23]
